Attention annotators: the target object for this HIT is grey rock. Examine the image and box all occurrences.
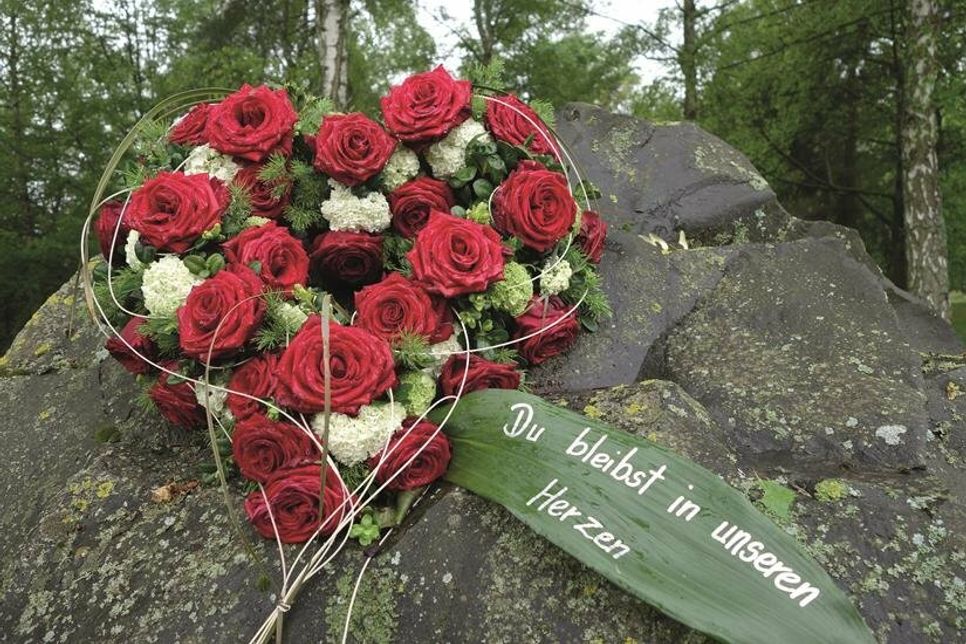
[2,105,964,643]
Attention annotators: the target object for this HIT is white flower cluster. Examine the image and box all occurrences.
[183,144,240,182]
[423,333,463,377]
[425,119,490,178]
[141,255,202,316]
[193,380,229,420]
[539,258,573,296]
[380,146,420,191]
[124,229,145,270]
[320,180,392,233]
[313,402,405,466]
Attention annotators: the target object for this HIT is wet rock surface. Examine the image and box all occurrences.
[2,105,964,643]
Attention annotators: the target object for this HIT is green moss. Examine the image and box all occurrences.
[815,479,848,502]
[324,554,402,644]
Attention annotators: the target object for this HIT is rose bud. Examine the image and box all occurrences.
[512,296,580,365]
[222,221,309,293]
[226,352,279,421]
[177,265,266,362]
[438,354,521,396]
[368,418,451,491]
[105,315,157,375]
[233,163,291,219]
[149,362,206,429]
[169,103,211,146]
[484,93,556,156]
[205,84,298,162]
[309,230,384,287]
[232,415,319,484]
[354,273,451,343]
[312,112,397,186]
[93,200,130,265]
[126,171,229,253]
[492,160,578,253]
[407,211,505,297]
[244,465,351,543]
[576,210,607,263]
[274,316,397,415]
[388,176,456,238]
[380,66,472,143]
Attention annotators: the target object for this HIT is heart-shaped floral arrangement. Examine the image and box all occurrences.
[84,67,608,595]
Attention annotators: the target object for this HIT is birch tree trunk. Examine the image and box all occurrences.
[901,0,948,319]
[314,0,349,108]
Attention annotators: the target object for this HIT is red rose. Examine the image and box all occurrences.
[576,210,607,263]
[223,221,309,293]
[354,273,451,343]
[232,415,319,484]
[438,354,521,396]
[310,231,383,286]
[244,465,350,543]
[388,177,456,238]
[312,113,396,186]
[492,160,577,253]
[93,200,129,264]
[227,353,279,420]
[206,84,298,162]
[169,103,211,146]
[233,163,291,219]
[368,418,451,491]
[512,296,580,365]
[407,211,505,297]
[127,171,228,253]
[274,316,397,415]
[484,93,555,156]
[150,362,206,429]
[105,315,157,375]
[177,265,266,362]
[380,66,472,143]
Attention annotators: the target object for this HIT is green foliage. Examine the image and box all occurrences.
[433,390,875,644]
[561,247,612,329]
[92,264,144,327]
[392,331,432,371]
[349,512,382,546]
[141,314,180,357]
[757,480,796,520]
[253,293,305,351]
[283,159,328,232]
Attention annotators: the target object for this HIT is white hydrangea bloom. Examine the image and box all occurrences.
[276,301,308,331]
[320,180,392,233]
[539,258,573,296]
[124,229,145,271]
[193,381,229,421]
[425,119,490,178]
[183,144,241,182]
[380,146,420,192]
[141,255,202,317]
[313,402,405,466]
[423,334,463,378]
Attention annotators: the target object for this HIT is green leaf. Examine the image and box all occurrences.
[758,480,796,520]
[430,390,874,644]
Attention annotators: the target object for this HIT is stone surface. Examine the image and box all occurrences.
[2,105,964,643]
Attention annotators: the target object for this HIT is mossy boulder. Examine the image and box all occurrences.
[1,105,964,643]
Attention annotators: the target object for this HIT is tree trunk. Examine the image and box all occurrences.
[901,0,948,319]
[680,0,699,120]
[314,0,349,108]
[889,1,908,288]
